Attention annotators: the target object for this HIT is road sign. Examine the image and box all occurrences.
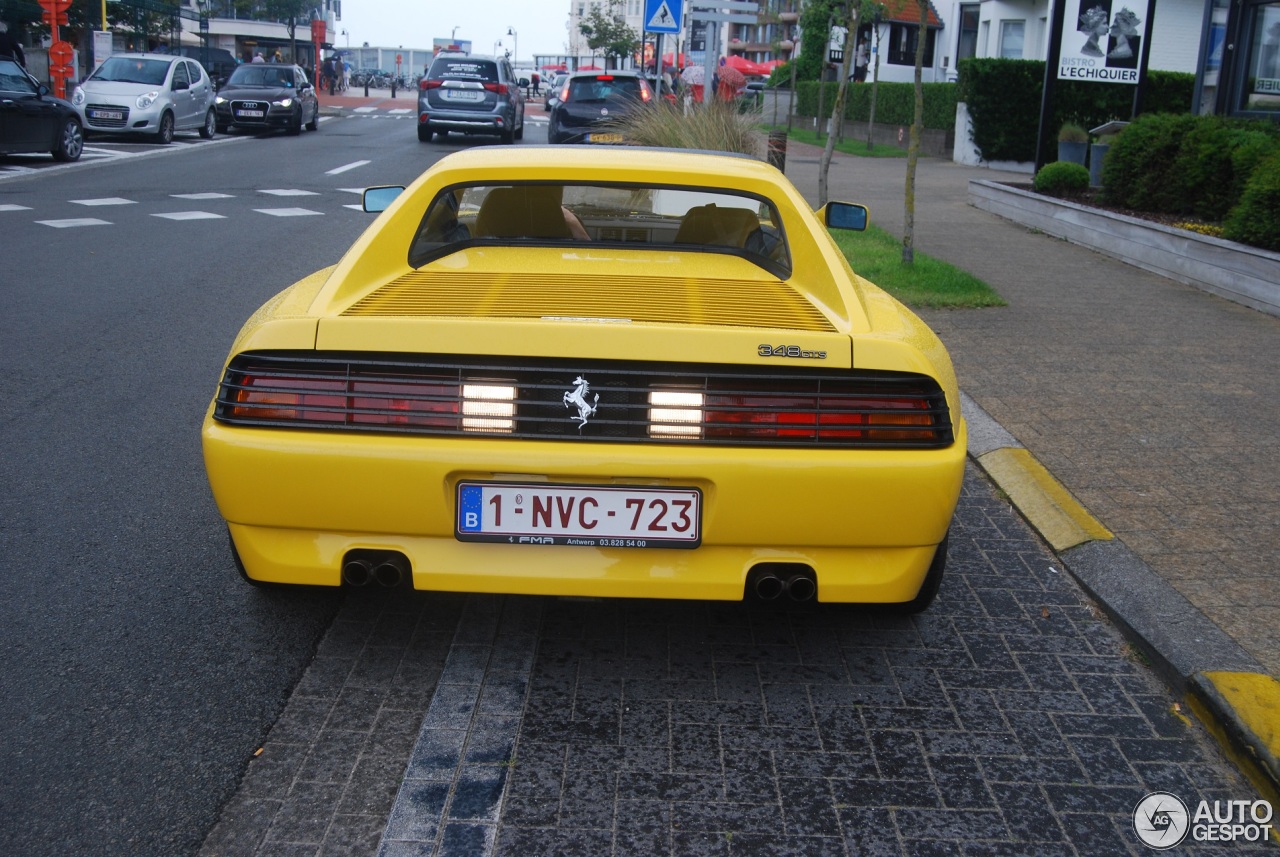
[644,0,682,34]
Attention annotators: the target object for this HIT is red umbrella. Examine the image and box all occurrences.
[662,53,688,69]
[715,64,747,97]
[723,55,765,76]
[578,64,603,71]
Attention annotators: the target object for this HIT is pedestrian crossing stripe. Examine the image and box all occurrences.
[647,0,678,31]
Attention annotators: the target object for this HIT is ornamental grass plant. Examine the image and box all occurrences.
[607,99,766,158]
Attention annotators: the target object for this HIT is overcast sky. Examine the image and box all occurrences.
[337,2,576,64]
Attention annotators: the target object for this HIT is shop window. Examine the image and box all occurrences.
[1240,0,1280,112]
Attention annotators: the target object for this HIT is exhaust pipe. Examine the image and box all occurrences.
[373,554,409,588]
[753,573,785,601]
[784,573,817,602]
[342,558,374,587]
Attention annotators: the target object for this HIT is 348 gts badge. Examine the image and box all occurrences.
[758,344,828,359]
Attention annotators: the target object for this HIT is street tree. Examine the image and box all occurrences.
[902,0,928,264]
[579,0,639,70]
[818,1,858,206]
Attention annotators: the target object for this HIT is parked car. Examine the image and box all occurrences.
[0,57,83,161]
[202,147,965,611]
[417,53,524,144]
[213,63,319,135]
[543,72,568,111]
[547,70,652,144]
[72,53,215,143]
[175,45,239,89]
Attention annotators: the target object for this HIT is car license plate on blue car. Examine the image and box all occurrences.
[456,481,701,548]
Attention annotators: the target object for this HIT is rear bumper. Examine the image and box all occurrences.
[204,419,967,602]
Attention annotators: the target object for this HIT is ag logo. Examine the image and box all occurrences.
[1133,792,1189,850]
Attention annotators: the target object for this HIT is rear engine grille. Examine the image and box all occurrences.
[213,352,954,449]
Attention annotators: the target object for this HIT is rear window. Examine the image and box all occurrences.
[408,182,790,276]
[567,76,645,103]
[428,59,499,82]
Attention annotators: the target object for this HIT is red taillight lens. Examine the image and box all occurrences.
[560,85,569,101]
[483,82,509,95]
[640,84,652,103]
[421,79,443,90]
[229,372,460,427]
[705,393,935,441]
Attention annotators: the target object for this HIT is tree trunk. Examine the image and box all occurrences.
[818,6,859,207]
[902,0,927,265]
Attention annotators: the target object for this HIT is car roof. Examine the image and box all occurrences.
[567,69,643,78]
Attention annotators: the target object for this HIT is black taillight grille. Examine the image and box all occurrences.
[213,352,954,449]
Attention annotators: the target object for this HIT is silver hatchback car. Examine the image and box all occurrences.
[72,53,216,143]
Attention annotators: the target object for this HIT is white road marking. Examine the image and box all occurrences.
[353,106,377,113]
[71,197,136,206]
[0,204,33,211]
[37,218,112,228]
[152,211,227,221]
[254,207,324,217]
[387,108,413,115]
[326,160,371,176]
[337,187,365,194]
[260,188,319,196]
[343,204,365,211]
[172,192,234,200]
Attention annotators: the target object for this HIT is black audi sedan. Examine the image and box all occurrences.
[213,64,319,135]
[547,70,652,145]
[0,58,82,161]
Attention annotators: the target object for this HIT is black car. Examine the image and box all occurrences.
[417,53,524,144]
[176,45,239,89]
[547,70,652,145]
[213,63,319,135]
[0,58,82,161]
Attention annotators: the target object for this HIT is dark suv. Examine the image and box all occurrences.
[547,70,652,144]
[417,54,525,144]
[177,46,239,89]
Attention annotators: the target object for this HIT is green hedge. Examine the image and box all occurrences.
[1223,153,1280,251]
[955,58,1195,162]
[794,80,957,131]
[1102,112,1280,226]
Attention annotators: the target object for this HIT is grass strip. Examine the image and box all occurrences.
[830,223,1007,309]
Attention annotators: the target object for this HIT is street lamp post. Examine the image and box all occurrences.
[494,39,502,57]
[452,25,460,43]
[506,27,518,65]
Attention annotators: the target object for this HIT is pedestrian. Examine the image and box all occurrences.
[531,70,540,95]
[0,20,26,66]
[342,60,351,92]
[251,50,264,63]
[271,49,282,63]
[322,55,336,95]
[854,39,868,82]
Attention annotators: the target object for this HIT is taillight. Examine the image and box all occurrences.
[705,393,935,441]
[647,387,941,443]
[421,79,443,90]
[640,83,652,103]
[483,82,509,95]
[222,368,520,434]
[560,85,570,101]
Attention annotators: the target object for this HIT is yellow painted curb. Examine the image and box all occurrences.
[977,448,1113,552]
[1190,672,1280,809]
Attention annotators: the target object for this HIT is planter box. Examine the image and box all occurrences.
[969,179,1280,318]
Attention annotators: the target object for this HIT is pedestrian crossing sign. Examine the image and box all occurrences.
[644,0,682,33]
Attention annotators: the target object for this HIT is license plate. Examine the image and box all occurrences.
[443,90,484,101]
[90,109,123,121]
[456,481,701,548]
[236,109,265,118]
[587,132,622,143]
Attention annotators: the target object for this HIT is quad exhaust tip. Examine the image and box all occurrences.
[342,551,411,588]
[748,565,818,603]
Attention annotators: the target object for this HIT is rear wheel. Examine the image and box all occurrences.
[156,111,175,144]
[52,117,83,161]
[500,123,514,144]
[417,124,433,142]
[198,108,216,139]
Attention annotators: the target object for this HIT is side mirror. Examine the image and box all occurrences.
[819,201,869,232]
[37,83,50,97]
[363,185,405,213]
[519,77,529,87]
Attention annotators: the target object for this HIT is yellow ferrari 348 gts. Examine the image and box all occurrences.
[202,147,967,610]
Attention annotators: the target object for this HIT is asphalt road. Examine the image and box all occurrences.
[0,118,452,856]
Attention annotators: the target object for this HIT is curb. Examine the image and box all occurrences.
[961,393,1280,803]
